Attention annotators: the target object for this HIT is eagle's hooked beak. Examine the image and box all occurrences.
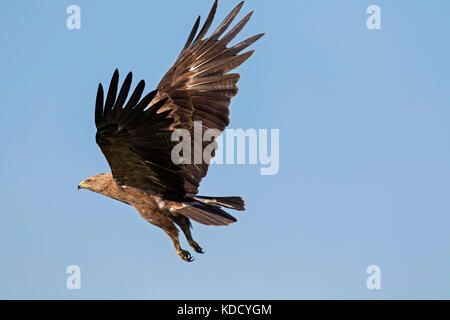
[78,180,90,190]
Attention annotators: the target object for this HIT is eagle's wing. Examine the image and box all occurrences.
[95,0,262,196]
[155,0,264,193]
[95,70,193,195]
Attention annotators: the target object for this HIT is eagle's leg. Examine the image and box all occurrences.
[163,225,194,262]
[139,208,194,262]
[172,215,204,254]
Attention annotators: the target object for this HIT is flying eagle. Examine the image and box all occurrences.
[78,0,263,262]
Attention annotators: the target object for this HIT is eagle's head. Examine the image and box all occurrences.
[78,172,113,194]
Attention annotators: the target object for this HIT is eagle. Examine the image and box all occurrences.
[78,0,263,262]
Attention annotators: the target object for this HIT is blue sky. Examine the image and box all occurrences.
[1,0,450,299]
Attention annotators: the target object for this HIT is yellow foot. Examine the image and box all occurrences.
[177,249,194,262]
[189,241,205,254]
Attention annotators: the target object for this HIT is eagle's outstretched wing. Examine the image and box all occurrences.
[95,0,262,196]
[156,0,263,193]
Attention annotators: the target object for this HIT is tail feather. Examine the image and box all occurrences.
[192,195,245,211]
[177,202,237,226]
[176,195,245,226]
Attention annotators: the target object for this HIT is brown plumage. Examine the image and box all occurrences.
[78,0,263,262]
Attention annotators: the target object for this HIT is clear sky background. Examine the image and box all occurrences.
[1,0,450,299]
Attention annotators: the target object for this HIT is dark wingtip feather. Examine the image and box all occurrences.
[244,49,255,57]
[112,69,119,83]
[193,0,218,43]
[104,69,119,116]
[229,33,264,55]
[124,79,145,110]
[219,10,254,47]
[115,72,133,110]
[95,83,104,127]
[134,87,156,112]
[211,0,245,39]
[245,33,265,47]
[183,16,201,50]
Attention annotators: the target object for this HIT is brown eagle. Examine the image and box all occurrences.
[78,0,263,262]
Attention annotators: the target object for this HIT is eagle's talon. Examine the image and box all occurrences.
[189,241,204,254]
[177,249,194,262]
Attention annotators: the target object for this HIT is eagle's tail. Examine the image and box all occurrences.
[192,195,245,211]
[176,196,245,226]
